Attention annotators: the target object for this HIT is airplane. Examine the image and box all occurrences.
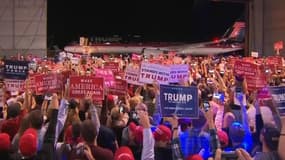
[64,21,245,56]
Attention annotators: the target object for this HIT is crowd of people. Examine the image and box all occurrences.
[0,52,284,160]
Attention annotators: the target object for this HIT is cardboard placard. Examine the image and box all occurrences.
[34,74,63,94]
[125,66,143,86]
[159,85,199,118]
[169,64,189,83]
[94,69,115,87]
[4,60,29,80]
[234,60,260,76]
[107,79,128,96]
[4,79,25,92]
[69,76,104,100]
[139,62,170,85]
[246,75,267,91]
[104,62,119,73]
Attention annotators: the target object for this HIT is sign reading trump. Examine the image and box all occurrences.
[139,62,170,85]
[159,85,199,118]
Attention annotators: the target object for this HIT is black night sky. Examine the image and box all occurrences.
[47,0,244,49]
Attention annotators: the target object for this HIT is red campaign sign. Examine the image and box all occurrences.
[132,53,141,61]
[94,69,115,87]
[69,76,104,100]
[257,87,272,99]
[104,62,119,73]
[242,57,255,62]
[4,79,25,92]
[34,74,63,94]
[266,56,283,65]
[61,70,71,84]
[274,41,283,50]
[28,73,40,92]
[246,75,267,91]
[107,79,128,96]
[114,71,125,79]
[264,64,276,74]
[234,60,260,77]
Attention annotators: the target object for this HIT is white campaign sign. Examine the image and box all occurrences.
[125,66,143,86]
[139,62,170,85]
[169,64,189,83]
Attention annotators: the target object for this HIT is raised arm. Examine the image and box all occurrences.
[55,83,69,143]
[168,116,183,160]
[139,111,155,160]
[237,93,253,151]
[278,117,285,160]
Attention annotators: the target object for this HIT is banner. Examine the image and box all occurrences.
[107,79,128,96]
[257,87,272,99]
[269,86,285,116]
[234,60,266,91]
[234,60,260,76]
[251,51,259,58]
[69,76,104,100]
[266,56,283,66]
[274,41,283,50]
[4,79,25,92]
[104,62,119,73]
[34,74,63,94]
[159,85,199,118]
[4,60,29,80]
[125,66,143,86]
[139,62,170,85]
[169,64,189,83]
[94,69,115,87]
[246,75,267,91]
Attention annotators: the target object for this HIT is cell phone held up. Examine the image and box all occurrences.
[221,151,238,160]
[203,101,210,112]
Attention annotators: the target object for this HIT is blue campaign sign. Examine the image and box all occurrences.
[4,60,29,80]
[269,86,285,116]
[160,85,199,118]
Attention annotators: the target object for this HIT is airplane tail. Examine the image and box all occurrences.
[222,21,245,42]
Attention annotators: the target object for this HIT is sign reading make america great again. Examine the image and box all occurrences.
[4,60,29,80]
[159,85,199,118]
[139,62,170,85]
[69,76,104,100]
[34,73,63,94]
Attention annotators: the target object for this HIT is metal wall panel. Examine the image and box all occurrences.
[0,0,47,57]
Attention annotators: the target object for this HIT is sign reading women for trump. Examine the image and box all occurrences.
[4,79,25,92]
[269,86,285,116]
[69,76,104,100]
[125,66,143,86]
[159,85,199,118]
[169,64,189,83]
[139,62,170,85]
[4,60,29,80]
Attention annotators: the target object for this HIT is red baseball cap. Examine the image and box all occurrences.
[153,125,172,142]
[0,133,11,151]
[114,146,135,160]
[19,128,38,157]
[129,122,143,144]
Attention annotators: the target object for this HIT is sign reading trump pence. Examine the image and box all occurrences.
[159,85,199,118]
